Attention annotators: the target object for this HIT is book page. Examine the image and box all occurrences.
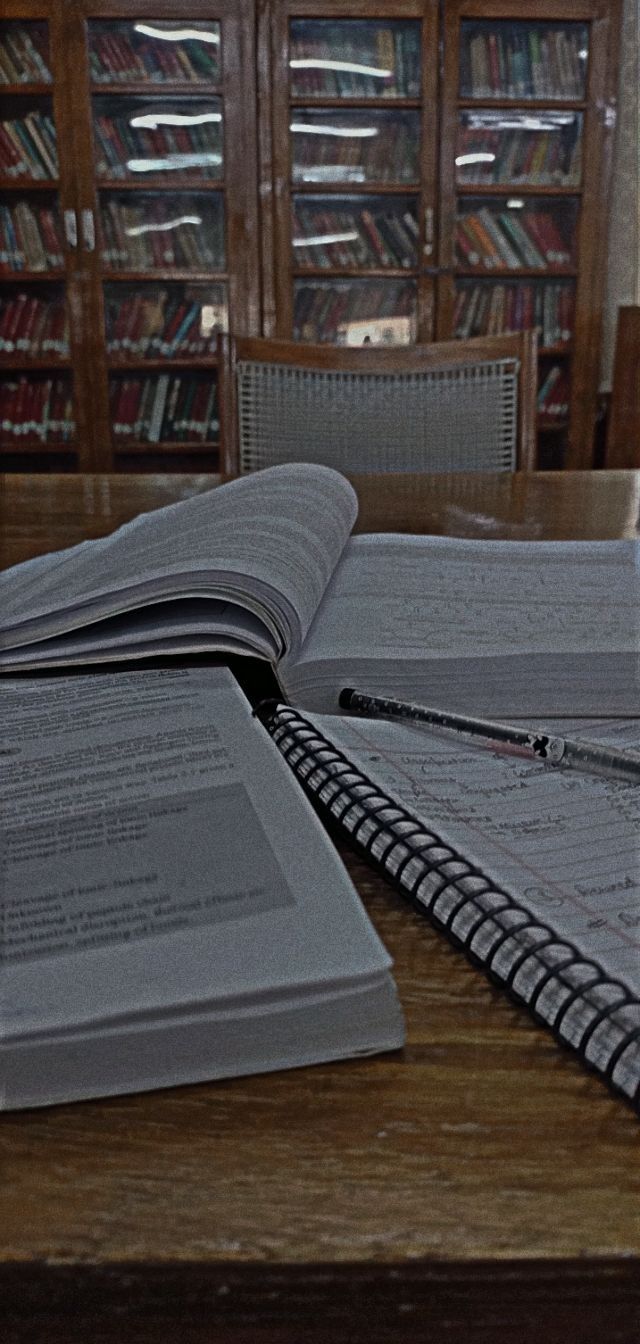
[306,712,640,992]
[0,465,357,665]
[286,534,640,715]
[1,667,393,1041]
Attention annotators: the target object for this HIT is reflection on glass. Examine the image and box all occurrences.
[289,20,420,99]
[93,97,223,179]
[0,103,58,179]
[294,278,416,342]
[460,22,589,100]
[454,278,575,345]
[0,287,69,356]
[0,197,63,272]
[104,281,227,356]
[291,109,418,184]
[0,22,51,83]
[88,20,221,85]
[100,193,225,271]
[293,196,418,269]
[456,197,576,270]
[109,371,218,441]
[0,373,73,440]
[456,110,582,185]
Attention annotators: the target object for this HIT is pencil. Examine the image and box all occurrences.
[338,688,640,786]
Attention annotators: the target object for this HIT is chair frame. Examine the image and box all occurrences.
[218,329,538,474]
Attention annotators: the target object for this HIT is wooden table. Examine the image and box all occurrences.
[1,471,639,1344]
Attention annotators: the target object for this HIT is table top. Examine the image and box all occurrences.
[1,470,639,1344]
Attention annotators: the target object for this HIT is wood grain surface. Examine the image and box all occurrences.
[1,470,639,1343]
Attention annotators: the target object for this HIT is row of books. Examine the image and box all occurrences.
[0,376,73,441]
[100,199,224,272]
[292,114,418,184]
[88,27,220,86]
[0,26,51,84]
[94,112,223,181]
[289,23,420,99]
[0,111,58,180]
[109,374,218,443]
[294,279,415,344]
[455,125,581,186]
[456,208,572,271]
[293,204,418,270]
[454,281,574,345]
[0,201,62,272]
[105,288,227,357]
[460,26,586,100]
[0,292,68,356]
[537,363,570,419]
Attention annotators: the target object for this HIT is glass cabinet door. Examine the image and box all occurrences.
[267,5,437,345]
[0,13,78,468]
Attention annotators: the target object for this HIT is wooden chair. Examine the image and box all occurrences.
[604,306,640,468]
[218,330,538,474]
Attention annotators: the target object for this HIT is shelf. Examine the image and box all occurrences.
[0,82,53,95]
[112,439,218,455]
[293,267,416,279]
[292,181,420,194]
[457,97,587,111]
[0,178,59,191]
[456,184,581,197]
[289,96,421,109]
[0,270,66,282]
[96,177,225,192]
[0,438,75,452]
[107,355,218,368]
[101,269,227,283]
[0,355,70,369]
[456,266,577,278]
[90,81,222,96]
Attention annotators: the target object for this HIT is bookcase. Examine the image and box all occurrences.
[260,0,620,469]
[1,0,619,470]
[0,0,259,470]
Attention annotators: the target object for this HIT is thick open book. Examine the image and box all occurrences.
[260,704,640,1114]
[0,463,638,716]
[0,667,404,1109]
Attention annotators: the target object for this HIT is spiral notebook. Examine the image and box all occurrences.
[258,702,640,1115]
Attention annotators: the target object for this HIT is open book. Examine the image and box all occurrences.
[0,464,638,716]
[0,666,404,1110]
[260,703,640,1114]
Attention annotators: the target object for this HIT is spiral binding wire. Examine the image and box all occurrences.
[258,703,640,1114]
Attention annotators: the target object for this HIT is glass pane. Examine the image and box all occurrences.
[460,22,589,100]
[456,110,582,187]
[109,371,218,442]
[0,21,51,84]
[454,279,575,346]
[88,20,221,86]
[0,372,74,441]
[455,197,577,271]
[292,195,418,270]
[0,98,58,179]
[104,281,227,356]
[538,358,570,422]
[294,278,417,343]
[99,192,225,272]
[291,109,419,185]
[289,20,421,99]
[0,285,69,357]
[0,196,64,273]
[93,96,223,182]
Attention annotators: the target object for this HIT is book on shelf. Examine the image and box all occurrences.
[454,281,573,345]
[0,463,638,1114]
[0,199,63,272]
[94,108,223,181]
[461,25,586,100]
[105,287,225,357]
[456,122,581,187]
[0,664,404,1109]
[293,202,417,270]
[456,208,572,271]
[291,113,418,186]
[0,373,73,440]
[295,280,415,343]
[88,25,220,85]
[109,374,218,443]
[100,196,224,272]
[537,362,570,419]
[0,25,51,84]
[289,22,420,99]
[0,292,68,356]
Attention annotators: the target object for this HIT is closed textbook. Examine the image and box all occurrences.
[0,667,404,1110]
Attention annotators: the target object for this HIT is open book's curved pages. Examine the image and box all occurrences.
[260,703,640,1115]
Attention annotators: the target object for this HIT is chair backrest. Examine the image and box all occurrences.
[218,330,538,474]
[604,306,640,468]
